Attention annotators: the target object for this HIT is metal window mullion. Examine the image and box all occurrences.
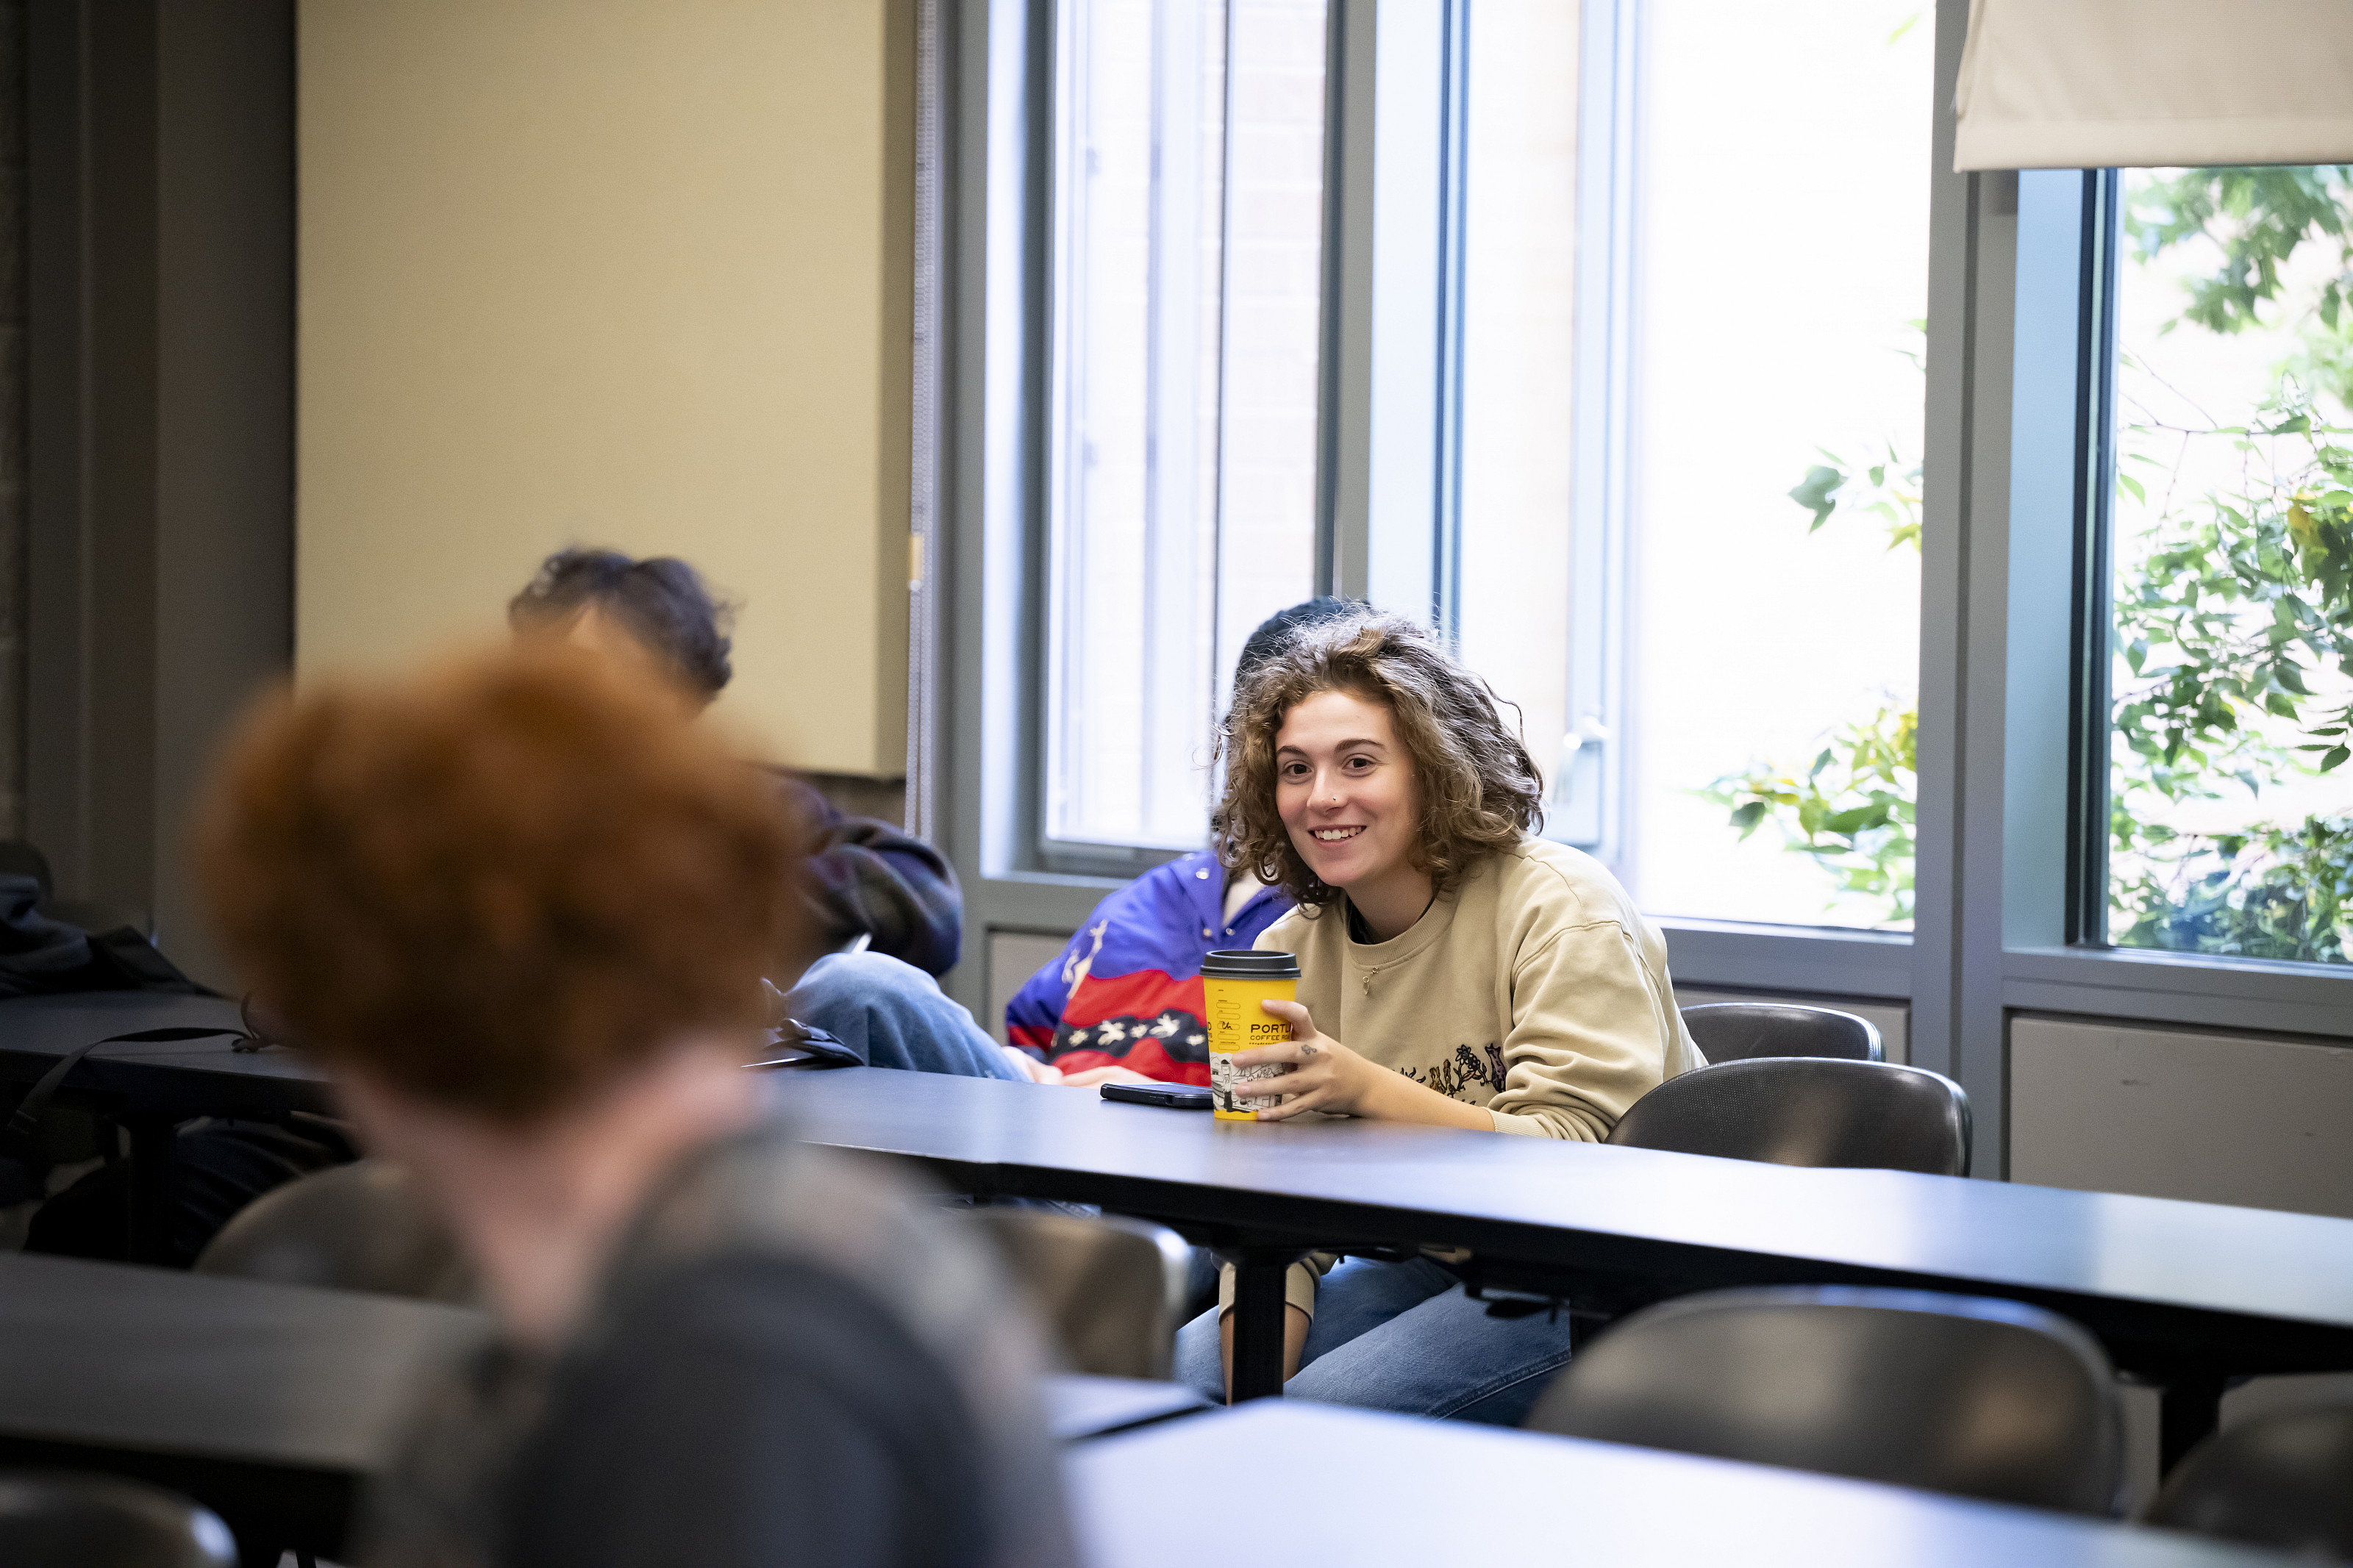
[1429,0,1470,640]
[2065,169,2120,948]
[908,0,945,840]
[1043,0,1088,848]
[1910,0,1979,1090]
[1557,0,1638,856]
[1313,0,1364,601]
[1141,0,1208,842]
[1205,0,1237,749]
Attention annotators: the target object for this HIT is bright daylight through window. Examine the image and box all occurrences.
[2107,165,2353,966]
[1613,1,1928,931]
[1044,0,1328,852]
[1446,1,1932,931]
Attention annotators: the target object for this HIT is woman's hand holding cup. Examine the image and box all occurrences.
[1229,998,1380,1120]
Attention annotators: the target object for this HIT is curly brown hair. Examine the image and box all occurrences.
[196,643,807,1123]
[1214,612,1543,908]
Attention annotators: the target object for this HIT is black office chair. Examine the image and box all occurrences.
[194,1160,478,1305]
[1607,1056,1971,1176]
[2142,1403,2353,1558]
[1525,1286,2125,1515]
[1681,1003,1883,1064]
[0,1472,237,1568]
[956,1209,1193,1380]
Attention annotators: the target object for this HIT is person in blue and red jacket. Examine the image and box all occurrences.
[1006,599,1363,1084]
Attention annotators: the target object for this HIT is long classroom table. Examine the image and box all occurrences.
[0,1252,489,1566]
[0,1250,1192,1563]
[0,992,326,1262]
[1069,1400,2287,1567]
[0,992,833,1261]
[777,1067,2353,1467]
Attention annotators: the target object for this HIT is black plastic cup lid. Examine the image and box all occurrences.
[1200,948,1300,979]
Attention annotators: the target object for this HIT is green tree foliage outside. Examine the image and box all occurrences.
[1704,166,2353,959]
[1700,432,1921,928]
[2108,165,2353,962]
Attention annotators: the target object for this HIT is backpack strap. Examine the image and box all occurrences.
[0,1025,254,1156]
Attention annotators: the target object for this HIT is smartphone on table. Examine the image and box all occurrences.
[1099,1081,1213,1111]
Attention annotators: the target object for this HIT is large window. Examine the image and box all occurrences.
[1446,1,1931,931]
[1043,0,1329,853]
[939,0,2353,1137]
[2104,165,2353,965]
[1036,0,1934,934]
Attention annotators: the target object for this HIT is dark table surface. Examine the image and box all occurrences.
[0,992,329,1119]
[0,992,338,1262]
[1067,1401,2285,1567]
[0,1252,488,1563]
[778,1069,2353,1392]
[1043,1375,1213,1442]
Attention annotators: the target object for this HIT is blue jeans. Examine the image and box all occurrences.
[785,951,1024,1081]
[1173,1256,1574,1426]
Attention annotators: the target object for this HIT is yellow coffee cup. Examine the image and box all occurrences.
[1202,949,1302,1120]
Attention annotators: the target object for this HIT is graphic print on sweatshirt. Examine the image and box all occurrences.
[1399,1042,1507,1102]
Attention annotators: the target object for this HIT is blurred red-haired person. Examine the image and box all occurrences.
[199,645,1074,1568]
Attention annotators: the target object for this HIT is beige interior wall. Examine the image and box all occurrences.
[296,0,910,775]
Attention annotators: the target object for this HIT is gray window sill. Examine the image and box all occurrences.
[1657,919,1913,1001]
[2003,945,2353,1040]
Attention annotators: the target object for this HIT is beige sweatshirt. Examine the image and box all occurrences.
[1223,837,1705,1319]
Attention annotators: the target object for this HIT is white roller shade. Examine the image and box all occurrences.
[1954,0,2353,171]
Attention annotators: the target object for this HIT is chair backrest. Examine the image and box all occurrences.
[1607,1056,1971,1176]
[0,1472,236,1568]
[1681,1003,1882,1064]
[193,1161,478,1305]
[1525,1286,2124,1515]
[955,1208,1192,1381]
[2142,1403,2353,1558]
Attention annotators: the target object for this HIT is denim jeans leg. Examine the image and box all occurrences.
[784,951,1024,1081]
[1284,1273,1576,1426]
[1293,1257,1462,1372]
[1170,1256,1461,1406]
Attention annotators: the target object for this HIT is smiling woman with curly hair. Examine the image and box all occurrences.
[1215,613,1547,906]
[1185,610,1704,1424]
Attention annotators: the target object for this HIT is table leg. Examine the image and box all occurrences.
[2159,1372,2225,1476]
[1229,1248,1303,1403]
[121,1114,176,1266]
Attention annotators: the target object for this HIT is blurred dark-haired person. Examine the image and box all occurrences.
[511,547,962,978]
[1003,598,1362,1086]
[1174,610,1704,1423]
[512,547,1022,1084]
[197,645,1076,1568]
